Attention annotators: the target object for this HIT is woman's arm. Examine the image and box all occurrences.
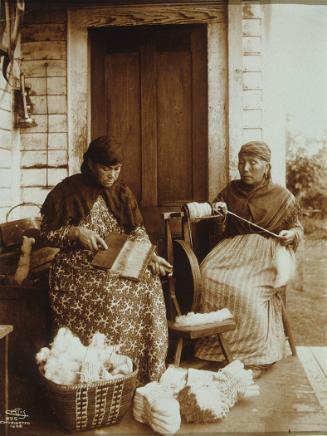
[210,191,229,241]
[40,214,75,248]
[40,215,107,250]
[278,216,303,250]
[278,200,304,250]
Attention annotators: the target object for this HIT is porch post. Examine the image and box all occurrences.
[67,12,89,175]
[227,0,243,180]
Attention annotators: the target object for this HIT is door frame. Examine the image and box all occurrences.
[67,2,228,199]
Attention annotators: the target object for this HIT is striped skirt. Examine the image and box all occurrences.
[194,233,289,365]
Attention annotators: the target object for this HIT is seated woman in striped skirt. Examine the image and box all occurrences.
[195,141,303,376]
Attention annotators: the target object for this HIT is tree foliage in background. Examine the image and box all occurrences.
[286,146,327,218]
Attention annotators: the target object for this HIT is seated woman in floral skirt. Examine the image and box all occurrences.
[40,136,172,385]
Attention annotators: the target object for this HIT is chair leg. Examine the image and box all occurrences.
[281,300,297,357]
[174,338,184,366]
[217,334,233,363]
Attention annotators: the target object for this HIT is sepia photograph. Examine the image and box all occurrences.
[0,0,326,434]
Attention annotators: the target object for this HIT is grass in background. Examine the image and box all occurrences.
[287,218,327,346]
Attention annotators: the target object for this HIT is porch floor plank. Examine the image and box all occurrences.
[311,346,327,378]
[297,346,327,415]
[8,352,327,435]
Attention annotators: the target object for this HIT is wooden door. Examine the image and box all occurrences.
[90,25,208,246]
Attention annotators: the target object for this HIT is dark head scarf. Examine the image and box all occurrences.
[41,137,143,232]
[83,136,123,166]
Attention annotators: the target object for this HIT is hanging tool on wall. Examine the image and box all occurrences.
[0,0,25,83]
[14,71,37,127]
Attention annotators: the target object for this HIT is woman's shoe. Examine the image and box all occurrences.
[249,368,263,380]
[245,362,275,379]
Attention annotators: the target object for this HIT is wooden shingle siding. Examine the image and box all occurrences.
[0,54,15,220]
[243,71,262,90]
[243,128,264,142]
[242,1,263,19]
[242,0,263,143]
[243,55,261,72]
[25,110,71,134]
[48,168,68,185]
[243,109,262,128]
[20,5,68,203]
[0,169,12,187]
[21,187,52,204]
[0,69,11,91]
[242,18,261,36]
[21,169,47,187]
[243,90,262,110]
[21,167,68,188]
[23,7,67,24]
[0,130,12,149]
[31,96,67,115]
[0,188,11,206]
[0,108,12,131]
[22,167,67,186]
[21,150,67,168]
[242,36,261,55]
[0,89,12,112]
[0,149,11,168]
[21,24,66,42]
[25,77,67,96]
[23,60,66,78]
[21,133,68,150]
[22,41,66,61]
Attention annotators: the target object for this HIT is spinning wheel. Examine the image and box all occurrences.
[172,239,201,315]
[162,211,236,366]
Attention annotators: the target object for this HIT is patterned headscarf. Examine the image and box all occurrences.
[238,141,271,162]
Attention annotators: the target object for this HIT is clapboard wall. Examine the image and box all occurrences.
[228,0,265,178]
[242,1,263,144]
[20,6,69,212]
[0,59,20,222]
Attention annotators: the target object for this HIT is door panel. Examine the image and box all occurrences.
[157,51,192,204]
[90,25,207,244]
[105,53,142,200]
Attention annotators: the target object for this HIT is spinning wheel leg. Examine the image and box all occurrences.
[217,334,233,363]
[174,338,184,366]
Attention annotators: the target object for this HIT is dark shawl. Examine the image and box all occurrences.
[216,178,299,237]
[40,172,143,233]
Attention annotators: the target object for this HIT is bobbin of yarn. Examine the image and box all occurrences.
[183,202,213,220]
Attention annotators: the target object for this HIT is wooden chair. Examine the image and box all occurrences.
[162,211,236,366]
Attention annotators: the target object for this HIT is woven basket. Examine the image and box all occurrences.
[40,365,138,432]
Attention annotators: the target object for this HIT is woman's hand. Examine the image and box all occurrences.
[212,201,228,219]
[149,254,173,277]
[70,226,108,251]
[278,229,296,247]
